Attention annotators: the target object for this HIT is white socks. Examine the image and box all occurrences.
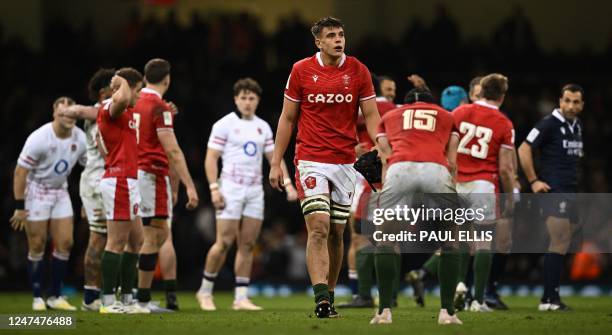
[235,276,250,301]
[199,271,217,295]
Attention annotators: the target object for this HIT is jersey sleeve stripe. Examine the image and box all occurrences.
[501,144,514,150]
[25,155,39,163]
[18,157,36,167]
[376,133,387,138]
[284,94,301,102]
[213,136,227,142]
[156,128,174,133]
[359,94,376,102]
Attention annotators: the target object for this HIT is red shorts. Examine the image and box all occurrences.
[99,177,140,221]
[137,170,172,219]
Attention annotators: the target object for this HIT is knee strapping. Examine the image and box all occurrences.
[138,253,159,271]
[301,195,330,216]
[330,202,351,225]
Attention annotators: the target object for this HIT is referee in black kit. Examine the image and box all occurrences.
[518,84,585,311]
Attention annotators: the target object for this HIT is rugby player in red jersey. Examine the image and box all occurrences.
[269,17,381,318]
[134,58,199,312]
[374,87,462,325]
[96,68,147,314]
[452,74,516,312]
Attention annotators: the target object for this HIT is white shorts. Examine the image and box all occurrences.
[99,177,140,222]
[138,170,172,220]
[456,180,498,221]
[377,161,457,210]
[217,179,264,221]
[25,181,73,221]
[350,174,367,214]
[80,173,107,234]
[295,160,357,206]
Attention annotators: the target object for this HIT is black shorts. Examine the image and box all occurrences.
[539,192,578,223]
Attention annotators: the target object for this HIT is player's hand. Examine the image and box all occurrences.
[10,209,28,231]
[211,189,225,210]
[531,180,551,193]
[172,191,178,206]
[354,143,368,157]
[269,165,284,191]
[110,75,126,91]
[501,196,514,218]
[407,74,427,89]
[167,101,179,115]
[285,183,298,202]
[186,187,199,210]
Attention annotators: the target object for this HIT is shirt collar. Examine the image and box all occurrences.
[474,100,499,110]
[141,87,162,99]
[552,109,577,127]
[316,52,346,68]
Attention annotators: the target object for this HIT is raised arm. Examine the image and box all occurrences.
[269,98,299,191]
[58,105,99,121]
[109,75,131,118]
[158,131,199,209]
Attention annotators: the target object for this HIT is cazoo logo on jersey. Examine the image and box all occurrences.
[307,93,353,104]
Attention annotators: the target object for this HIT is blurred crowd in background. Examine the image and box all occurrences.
[1,5,611,291]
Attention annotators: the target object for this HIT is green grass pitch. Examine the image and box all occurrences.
[1,293,610,334]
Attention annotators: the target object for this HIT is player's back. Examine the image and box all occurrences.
[134,88,172,175]
[379,102,454,167]
[453,101,514,183]
[97,99,138,179]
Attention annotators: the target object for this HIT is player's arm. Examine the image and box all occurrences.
[10,165,29,231]
[446,133,460,179]
[518,142,550,193]
[204,148,225,209]
[499,147,516,217]
[376,135,392,183]
[360,98,381,143]
[109,75,131,118]
[158,131,198,209]
[169,166,180,206]
[265,151,297,201]
[58,105,98,121]
[269,98,299,190]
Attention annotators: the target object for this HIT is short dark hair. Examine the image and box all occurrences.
[469,76,483,96]
[311,17,344,38]
[480,73,508,101]
[53,96,75,109]
[561,83,584,100]
[144,58,171,84]
[404,88,437,104]
[116,67,143,88]
[233,77,262,97]
[88,68,115,102]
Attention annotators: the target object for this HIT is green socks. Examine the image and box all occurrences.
[423,253,440,276]
[136,288,151,303]
[164,279,177,293]
[313,283,330,303]
[120,252,139,297]
[101,251,121,295]
[474,250,493,303]
[439,251,460,315]
[375,246,397,313]
[392,253,401,300]
[356,246,375,298]
[458,244,471,282]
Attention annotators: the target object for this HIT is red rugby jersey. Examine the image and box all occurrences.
[284,52,376,164]
[377,102,455,168]
[97,99,139,179]
[134,88,174,176]
[452,101,515,184]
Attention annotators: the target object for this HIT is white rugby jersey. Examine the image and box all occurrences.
[81,110,105,179]
[18,123,87,189]
[207,112,274,185]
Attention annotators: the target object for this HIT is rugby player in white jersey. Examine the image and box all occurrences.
[11,97,87,311]
[197,78,297,311]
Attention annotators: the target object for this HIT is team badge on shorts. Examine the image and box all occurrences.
[305,176,317,189]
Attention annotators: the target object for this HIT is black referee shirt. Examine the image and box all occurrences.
[525,109,583,192]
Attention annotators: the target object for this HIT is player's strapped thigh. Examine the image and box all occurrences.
[300,194,330,216]
[330,201,351,225]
